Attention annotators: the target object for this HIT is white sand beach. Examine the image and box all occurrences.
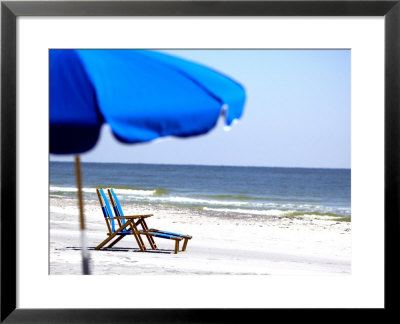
[49,196,351,275]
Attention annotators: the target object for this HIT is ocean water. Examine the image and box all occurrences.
[50,162,351,219]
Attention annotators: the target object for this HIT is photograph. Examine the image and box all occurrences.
[2,0,399,320]
[49,49,351,276]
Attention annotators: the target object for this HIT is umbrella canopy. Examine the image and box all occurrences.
[50,49,246,154]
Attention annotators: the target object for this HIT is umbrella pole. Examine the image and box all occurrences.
[75,155,90,275]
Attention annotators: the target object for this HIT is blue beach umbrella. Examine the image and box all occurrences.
[50,49,246,274]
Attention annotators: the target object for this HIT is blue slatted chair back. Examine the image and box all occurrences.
[108,189,126,225]
[97,188,116,233]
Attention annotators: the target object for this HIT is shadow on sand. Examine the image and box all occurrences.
[63,246,173,254]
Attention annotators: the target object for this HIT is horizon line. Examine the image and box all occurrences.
[49,159,351,170]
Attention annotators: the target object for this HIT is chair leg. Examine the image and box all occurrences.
[145,234,158,250]
[107,234,125,248]
[140,219,158,249]
[95,221,133,250]
[182,238,189,251]
[95,232,117,250]
[132,232,147,252]
[126,221,147,252]
[174,240,179,254]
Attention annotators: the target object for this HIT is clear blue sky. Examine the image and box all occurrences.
[50,49,350,168]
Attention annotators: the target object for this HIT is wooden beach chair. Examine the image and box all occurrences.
[95,188,185,254]
[108,188,192,253]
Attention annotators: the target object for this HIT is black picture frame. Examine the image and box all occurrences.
[1,0,399,322]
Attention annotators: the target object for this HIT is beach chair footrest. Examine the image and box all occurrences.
[148,229,192,239]
[137,230,183,240]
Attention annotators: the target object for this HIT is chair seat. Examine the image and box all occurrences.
[111,229,183,240]
[116,230,132,235]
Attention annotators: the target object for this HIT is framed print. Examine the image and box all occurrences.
[1,0,399,322]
